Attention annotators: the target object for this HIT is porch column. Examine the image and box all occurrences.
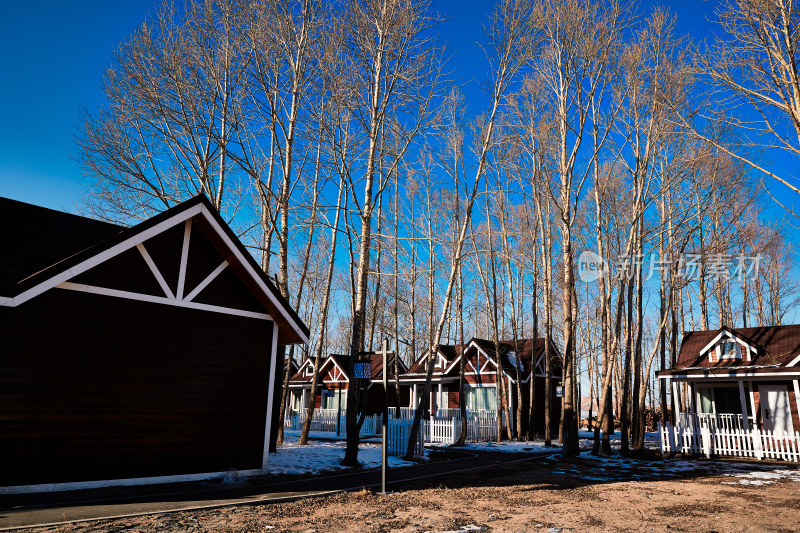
[672,379,682,423]
[301,388,308,411]
[412,384,417,408]
[689,382,697,414]
[437,383,443,413]
[793,380,800,431]
[738,380,750,430]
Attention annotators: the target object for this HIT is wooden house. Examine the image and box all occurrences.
[287,352,409,416]
[658,324,800,435]
[398,337,562,435]
[0,195,308,493]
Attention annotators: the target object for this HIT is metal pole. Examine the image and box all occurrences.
[382,338,388,495]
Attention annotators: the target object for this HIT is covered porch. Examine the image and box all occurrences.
[659,374,800,460]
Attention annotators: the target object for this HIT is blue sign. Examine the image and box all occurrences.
[353,362,371,379]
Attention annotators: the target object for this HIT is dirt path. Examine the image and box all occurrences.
[21,455,800,532]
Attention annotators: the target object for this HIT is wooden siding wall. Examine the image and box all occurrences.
[0,289,274,487]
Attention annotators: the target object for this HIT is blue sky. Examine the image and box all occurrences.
[0,0,775,213]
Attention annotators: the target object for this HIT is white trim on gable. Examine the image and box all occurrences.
[393,355,409,374]
[57,281,273,322]
[787,353,800,367]
[534,353,545,374]
[137,243,175,299]
[293,357,315,377]
[7,203,309,344]
[443,355,462,375]
[184,260,228,302]
[701,330,755,363]
[262,323,279,470]
[479,351,496,374]
[0,296,12,307]
[12,203,204,308]
[320,357,349,383]
[176,219,192,300]
[699,331,729,357]
[198,205,308,344]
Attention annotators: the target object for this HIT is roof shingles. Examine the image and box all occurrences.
[673,325,800,371]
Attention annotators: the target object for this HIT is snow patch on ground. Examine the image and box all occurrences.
[437,525,485,533]
[276,428,800,489]
[267,433,414,475]
[430,440,552,454]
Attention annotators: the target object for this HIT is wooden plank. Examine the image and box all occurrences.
[0,289,273,487]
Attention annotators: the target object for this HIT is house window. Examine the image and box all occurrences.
[466,386,497,410]
[322,390,345,410]
[697,386,746,416]
[291,390,303,411]
[698,387,713,414]
[305,365,314,377]
[719,340,740,360]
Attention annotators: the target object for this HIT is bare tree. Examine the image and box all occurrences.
[342,0,444,466]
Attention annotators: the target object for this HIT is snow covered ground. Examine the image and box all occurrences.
[275,429,800,489]
[428,430,800,487]
[267,432,414,475]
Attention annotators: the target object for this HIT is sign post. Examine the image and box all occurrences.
[381,338,388,495]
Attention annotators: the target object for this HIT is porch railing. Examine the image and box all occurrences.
[677,412,748,431]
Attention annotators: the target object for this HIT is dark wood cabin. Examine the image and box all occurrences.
[288,352,409,416]
[399,337,563,436]
[0,195,308,493]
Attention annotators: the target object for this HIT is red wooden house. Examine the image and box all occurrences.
[0,195,308,493]
[659,324,800,435]
[398,337,562,435]
[287,352,409,416]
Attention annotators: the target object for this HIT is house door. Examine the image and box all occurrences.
[759,385,794,435]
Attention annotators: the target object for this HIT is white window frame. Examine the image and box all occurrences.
[717,340,741,360]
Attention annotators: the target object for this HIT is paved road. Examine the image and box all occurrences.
[0,447,557,530]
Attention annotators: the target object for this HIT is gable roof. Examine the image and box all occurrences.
[0,197,123,296]
[401,337,560,381]
[466,338,539,377]
[289,352,405,384]
[665,324,800,374]
[404,343,467,376]
[1,195,309,345]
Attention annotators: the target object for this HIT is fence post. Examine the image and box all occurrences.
[753,428,763,460]
[701,426,711,458]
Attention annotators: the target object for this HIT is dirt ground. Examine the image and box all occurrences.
[26,455,800,533]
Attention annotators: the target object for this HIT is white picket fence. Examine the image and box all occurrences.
[284,407,499,446]
[464,409,498,441]
[659,422,800,461]
[284,408,341,432]
[387,416,426,456]
[284,409,379,438]
[428,417,459,443]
